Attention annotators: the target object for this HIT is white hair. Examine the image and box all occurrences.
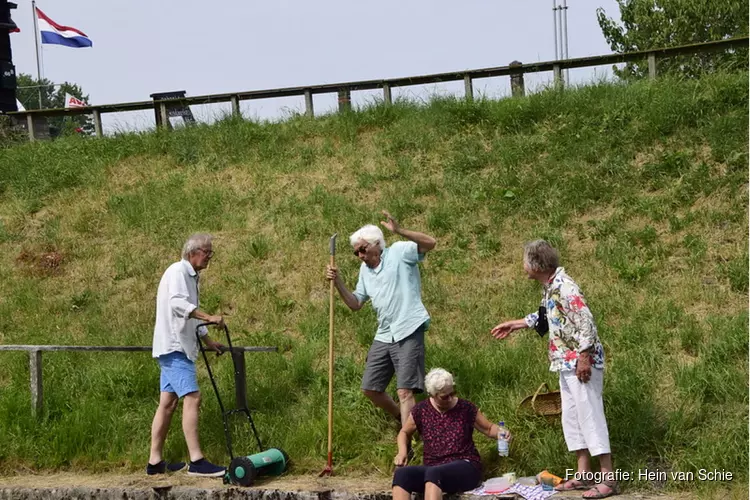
[182,233,213,259]
[424,368,455,396]
[349,224,385,251]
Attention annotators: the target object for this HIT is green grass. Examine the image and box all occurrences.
[0,72,747,494]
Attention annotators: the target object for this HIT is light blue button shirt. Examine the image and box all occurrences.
[353,241,430,344]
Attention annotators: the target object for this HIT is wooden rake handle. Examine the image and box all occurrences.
[324,233,338,474]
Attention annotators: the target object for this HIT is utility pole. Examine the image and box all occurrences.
[552,0,570,85]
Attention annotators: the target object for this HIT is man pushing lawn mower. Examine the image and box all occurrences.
[326,211,436,453]
[146,233,227,477]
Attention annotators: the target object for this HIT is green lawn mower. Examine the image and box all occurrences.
[196,323,289,486]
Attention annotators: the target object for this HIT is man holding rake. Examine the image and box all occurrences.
[326,211,436,453]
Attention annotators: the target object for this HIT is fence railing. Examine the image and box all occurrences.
[4,36,748,140]
[0,344,278,416]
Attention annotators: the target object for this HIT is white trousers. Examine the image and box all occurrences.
[559,367,611,456]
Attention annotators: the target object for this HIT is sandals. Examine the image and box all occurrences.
[554,479,593,491]
[582,480,620,499]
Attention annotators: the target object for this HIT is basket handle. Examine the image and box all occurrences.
[531,383,550,412]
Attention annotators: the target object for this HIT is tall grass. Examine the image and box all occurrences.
[0,72,747,493]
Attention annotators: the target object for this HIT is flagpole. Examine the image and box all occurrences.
[31,0,43,108]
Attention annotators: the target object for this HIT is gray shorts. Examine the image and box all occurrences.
[361,323,426,393]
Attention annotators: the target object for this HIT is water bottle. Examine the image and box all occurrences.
[497,421,509,457]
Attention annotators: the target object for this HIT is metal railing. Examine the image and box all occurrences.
[4,36,748,140]
[0,344,277,416]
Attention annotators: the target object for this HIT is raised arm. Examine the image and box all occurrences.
[381,210,436,254]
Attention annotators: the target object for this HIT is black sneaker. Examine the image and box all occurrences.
[187,458,226,478]
[146,460,187,475]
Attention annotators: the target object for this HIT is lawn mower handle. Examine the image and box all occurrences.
[196,321,235,354]
[195,321,264,459]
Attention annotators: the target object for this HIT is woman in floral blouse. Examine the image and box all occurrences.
[490,240,618,499]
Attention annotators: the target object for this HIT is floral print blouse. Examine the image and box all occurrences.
[524,267,605,372]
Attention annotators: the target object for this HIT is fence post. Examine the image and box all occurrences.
[230,95,241,117]
[382,83,392,105]
[553,64,564,88]
[93,109,103,137]
[232,351,248,409]
[26,114,35,141]
[337,88,351,113]
[29,350,43,417]
[159,103,170,129]
[464,75,473,101]
[304,89,314,117]
[509,61,525,97]
[648,52,657,80]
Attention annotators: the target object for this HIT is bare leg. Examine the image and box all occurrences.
[555,449,594,491]
[396,389,415,428]
[149,392,179,465]
[583,453,618,498]
[424,482,443,500]
[363,389,400,421]
[556,449,594,491]
[182,391,204,462]
[392,486,411,500]
[577,449,592,473]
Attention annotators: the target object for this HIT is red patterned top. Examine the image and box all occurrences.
[411,398,481,467]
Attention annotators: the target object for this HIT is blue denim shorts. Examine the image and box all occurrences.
[158,351,199,397]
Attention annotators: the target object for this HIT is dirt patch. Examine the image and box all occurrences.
[0,472,388,492]
[15,249,65,276]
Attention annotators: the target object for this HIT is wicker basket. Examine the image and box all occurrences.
[518,383,562,419]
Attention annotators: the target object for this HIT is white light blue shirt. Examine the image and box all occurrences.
[152,259,208,362]
[353,241,430,344]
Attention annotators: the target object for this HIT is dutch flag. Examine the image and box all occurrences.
[36,7,93,48]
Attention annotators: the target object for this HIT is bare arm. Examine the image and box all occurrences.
[394,414,417,466]
[381,211,436,254]
[490,318,529,339]
[395,227,436,254]
[188,308,224,327]
[326,265,363,311]
[187,310,225,352]
[474,410,511,441]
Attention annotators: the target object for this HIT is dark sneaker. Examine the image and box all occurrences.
[187,458,226,478]
[166,462,187,473]
[146,460,187,475]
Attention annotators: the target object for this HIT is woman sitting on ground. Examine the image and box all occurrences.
[392,368,511,500]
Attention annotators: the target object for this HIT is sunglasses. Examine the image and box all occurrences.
[353,243,370,256]
[436,391,455,401]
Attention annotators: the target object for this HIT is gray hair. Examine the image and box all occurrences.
[182,233,213,259]
[523,239,560,273]
[424,368,455,396]
[349,224,385,252]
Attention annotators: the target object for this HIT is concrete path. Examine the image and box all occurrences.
[0,473,743,500]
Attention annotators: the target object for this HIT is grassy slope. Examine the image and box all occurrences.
[0,73,747,492]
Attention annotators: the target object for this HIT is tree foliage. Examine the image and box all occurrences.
[597,0,749,79]
[15,73,94,136]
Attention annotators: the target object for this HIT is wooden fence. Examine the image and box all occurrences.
[0,344,278,416]
[5,36,748,140]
